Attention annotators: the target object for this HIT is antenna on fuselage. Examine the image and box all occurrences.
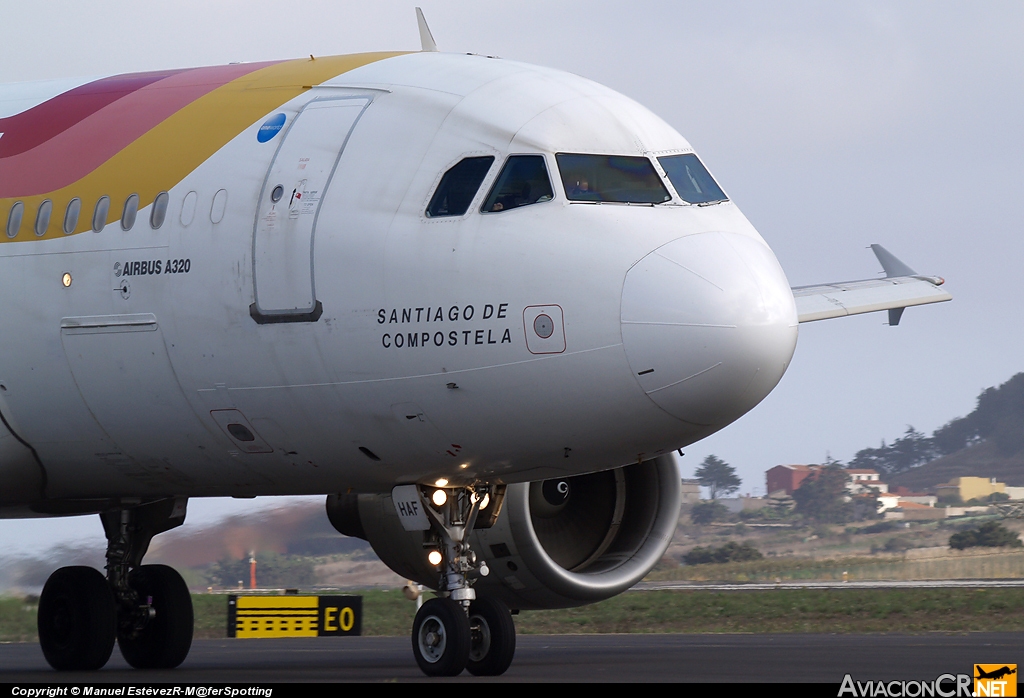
[416,7,438,52]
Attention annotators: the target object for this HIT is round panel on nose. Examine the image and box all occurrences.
[620,232,798,429]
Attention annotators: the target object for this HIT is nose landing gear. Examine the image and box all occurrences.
[411,484,516,677]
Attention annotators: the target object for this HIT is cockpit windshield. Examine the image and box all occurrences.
[481,155,554,213]
[426,156,494,218]
[657,154,727,205]
[556,154,671,204]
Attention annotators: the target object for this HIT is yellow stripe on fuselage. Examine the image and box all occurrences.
[0,52,406,242]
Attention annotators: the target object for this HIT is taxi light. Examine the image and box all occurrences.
[434,478,448,487]
[427,550,443,566]
[432,489,447,507]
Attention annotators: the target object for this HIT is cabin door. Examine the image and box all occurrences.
[251,97,369,323]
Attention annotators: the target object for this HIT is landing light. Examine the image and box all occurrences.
[431,489,447,507]
[427,550,443,566]
[479,493,490,510]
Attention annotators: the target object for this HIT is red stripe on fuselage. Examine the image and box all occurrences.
[0,62,277,199]
[0,70,185,159]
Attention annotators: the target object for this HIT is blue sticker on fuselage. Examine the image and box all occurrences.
[257,113,287,143]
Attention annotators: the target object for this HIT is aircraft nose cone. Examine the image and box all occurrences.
[621,232,798,427]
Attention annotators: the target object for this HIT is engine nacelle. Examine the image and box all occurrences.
[327,455,680,610]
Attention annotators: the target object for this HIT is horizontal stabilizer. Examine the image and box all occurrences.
[793,245,951,324]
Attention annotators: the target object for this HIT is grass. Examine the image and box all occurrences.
[648,549,1024,583]
[648,556,897,582]
[0,597,38,643]
[515,588,1024,634]
[6,587,1024,642]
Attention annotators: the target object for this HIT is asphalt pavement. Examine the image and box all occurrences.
[0,633,1019,683]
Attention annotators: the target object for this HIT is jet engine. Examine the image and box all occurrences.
[327,455,680,609]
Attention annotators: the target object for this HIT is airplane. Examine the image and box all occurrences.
[0,9,950,677]
[976,666,1016,681]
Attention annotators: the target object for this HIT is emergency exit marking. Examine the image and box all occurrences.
[227,594,362,638]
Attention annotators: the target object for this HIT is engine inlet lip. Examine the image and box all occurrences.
[504,455,681,602]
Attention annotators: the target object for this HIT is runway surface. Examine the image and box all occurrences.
[1,634,1020,682]
[635,579,1024,591]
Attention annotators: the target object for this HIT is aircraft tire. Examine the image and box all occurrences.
[411,597,471,676]
[466,596,516,676]
[117,564,193,669]
[38,566,117,671]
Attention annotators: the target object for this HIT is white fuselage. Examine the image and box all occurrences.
[0,52,798,508]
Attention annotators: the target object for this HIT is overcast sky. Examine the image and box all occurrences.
[2,1,1022,555]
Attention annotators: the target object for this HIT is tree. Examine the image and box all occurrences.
[930,373,1024,456]
[792,465,853,523]
[847,426,937,477]
[949,522,1023,550]
[683,541,763,565]
[694,455,741,500]
[690,500,728,525]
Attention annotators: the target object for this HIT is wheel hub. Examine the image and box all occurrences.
[418,616,447,662]
[469,615,492,662]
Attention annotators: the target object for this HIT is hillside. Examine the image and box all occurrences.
[844,371,1024,491]
[889,440,1024,490]
[146,501,367,568]
[142,501,405,589]
[0,502,404,594]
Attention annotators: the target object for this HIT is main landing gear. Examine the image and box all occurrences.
[411,485,516,676]
[37,498,193,671]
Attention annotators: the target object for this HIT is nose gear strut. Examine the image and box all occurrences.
[418,485,491,606]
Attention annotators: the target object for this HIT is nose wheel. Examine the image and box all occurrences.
[467,596,516,676]
[412,597,471,676]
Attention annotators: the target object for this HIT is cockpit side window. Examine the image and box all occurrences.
[426,156,495,218]
[481,155,554,213]
[556,154,671,204]
[658,154,727,205]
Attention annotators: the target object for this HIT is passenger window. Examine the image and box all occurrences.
[556,154,670,204]
[92,196,110,233]
[210,189,228,224]
[482,155,554,213]
[658,154,727,205]
[35,200,52,237]
[63,198,81,235]
[426,156,494,217]
[121,194,139,231]
[6,201,24,239]
[150,192,169,229]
